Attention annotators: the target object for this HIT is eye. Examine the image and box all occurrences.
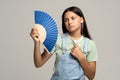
[71,17,76,20]
[64,18,68,22]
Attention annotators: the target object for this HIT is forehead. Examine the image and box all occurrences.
[64,11,79,18]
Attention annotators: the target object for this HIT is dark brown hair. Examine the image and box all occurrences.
[62,6,92,39]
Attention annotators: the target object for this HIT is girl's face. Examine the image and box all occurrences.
[64,11,83,33]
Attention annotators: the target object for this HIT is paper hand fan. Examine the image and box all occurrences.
[34,10,58,52]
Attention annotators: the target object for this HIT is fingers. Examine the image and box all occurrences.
[73,44,78,49]
[30,29,39,37]
[71,44,80,52]
[30,28,40,42]
[31,29,39,34]
[71,44,76,52]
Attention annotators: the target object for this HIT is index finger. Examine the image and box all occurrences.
[74,44,79,48]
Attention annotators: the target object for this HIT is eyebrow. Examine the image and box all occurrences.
[64,15,77,19]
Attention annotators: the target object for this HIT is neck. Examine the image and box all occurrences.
[68,31,82,40]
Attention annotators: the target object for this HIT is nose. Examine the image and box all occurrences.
[68,19,73,25]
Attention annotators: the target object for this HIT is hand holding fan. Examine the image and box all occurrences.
[32,24,46,43]
[33,11,58,52]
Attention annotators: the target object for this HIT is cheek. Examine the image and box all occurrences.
[75,21,81,28]
[64,22,69,28]
[76,19,82,26]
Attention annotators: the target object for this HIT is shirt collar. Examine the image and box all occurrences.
[66,33,84,44]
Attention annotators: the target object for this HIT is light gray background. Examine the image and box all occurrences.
[0,0,120,80]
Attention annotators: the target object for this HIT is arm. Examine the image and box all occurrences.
[33,42,52,68]
[71,44,96,80]
[78,57,96,80]
[30,28,52,68]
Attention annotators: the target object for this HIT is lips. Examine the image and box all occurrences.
[69,25,74,28]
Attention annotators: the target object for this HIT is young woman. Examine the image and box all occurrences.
[30,6,98,80]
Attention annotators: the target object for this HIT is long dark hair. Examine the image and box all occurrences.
[62,6,92,39]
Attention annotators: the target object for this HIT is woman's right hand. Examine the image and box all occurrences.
[30,28,40,43]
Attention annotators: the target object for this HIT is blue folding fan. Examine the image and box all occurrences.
[34,11,58,52]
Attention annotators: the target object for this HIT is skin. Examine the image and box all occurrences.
[30,11,96,80]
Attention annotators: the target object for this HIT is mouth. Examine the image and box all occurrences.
[67,25,74,31]
[69,25,74,28]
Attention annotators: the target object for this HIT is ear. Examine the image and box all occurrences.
[80,17,84,23]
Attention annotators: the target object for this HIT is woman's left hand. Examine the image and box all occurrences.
[71,44,84,60]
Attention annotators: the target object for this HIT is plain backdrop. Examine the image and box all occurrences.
[0,0,120,80]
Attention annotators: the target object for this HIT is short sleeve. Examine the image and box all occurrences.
[86,40,98,62]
